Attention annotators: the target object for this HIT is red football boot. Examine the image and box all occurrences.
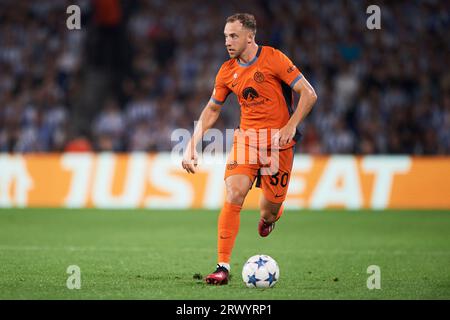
[205,265,229,285]
[258,218,276,237]
[258,205,283,237]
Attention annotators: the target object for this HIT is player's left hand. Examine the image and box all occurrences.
[273,124,296,148]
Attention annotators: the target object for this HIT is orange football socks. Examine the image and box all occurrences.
[217,202,242,264]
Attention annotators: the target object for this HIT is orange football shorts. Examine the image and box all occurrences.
[224,137,295,203]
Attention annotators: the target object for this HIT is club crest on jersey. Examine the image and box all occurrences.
[242,87,259,101]
[227,160,238,170]
[253,71,265,83]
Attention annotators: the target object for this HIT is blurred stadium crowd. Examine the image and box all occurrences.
[0,0,449,154]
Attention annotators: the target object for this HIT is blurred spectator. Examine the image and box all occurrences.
[64,134,93,152]
[92,97,125,151]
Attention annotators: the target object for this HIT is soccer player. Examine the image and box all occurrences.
[182,13,317,285]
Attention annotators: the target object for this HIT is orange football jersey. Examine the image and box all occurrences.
[210,46,303,148]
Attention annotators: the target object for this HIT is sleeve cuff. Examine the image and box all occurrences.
[210,97,225,105]
[289,74,303,89]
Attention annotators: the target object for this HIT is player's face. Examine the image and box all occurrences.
[224,21,252,59]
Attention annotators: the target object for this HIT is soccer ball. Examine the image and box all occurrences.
[242,254,280,288]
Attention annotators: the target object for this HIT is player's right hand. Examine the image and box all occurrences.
[182,149,198,174]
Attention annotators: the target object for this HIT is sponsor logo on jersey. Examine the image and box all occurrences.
[242,87,259,101]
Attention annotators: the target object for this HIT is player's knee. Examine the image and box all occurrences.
[225,187,247,205]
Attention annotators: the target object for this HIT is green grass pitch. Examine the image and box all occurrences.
[0,208,449,299]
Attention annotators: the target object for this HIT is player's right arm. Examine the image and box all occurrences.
[182,63,231,174]
[182,100,222,174]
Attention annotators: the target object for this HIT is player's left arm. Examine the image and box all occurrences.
[271,49,318,147]
[276,76,317,147]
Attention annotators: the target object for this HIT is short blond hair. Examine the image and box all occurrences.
[226,13,257,34]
